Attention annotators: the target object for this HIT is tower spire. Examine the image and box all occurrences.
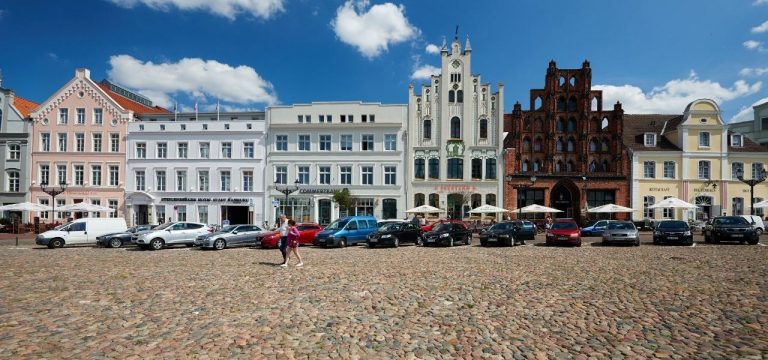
[464,35,472,52]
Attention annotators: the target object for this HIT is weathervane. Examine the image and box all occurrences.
[455,25,459,39]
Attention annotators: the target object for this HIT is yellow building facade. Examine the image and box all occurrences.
[626,99,768,222]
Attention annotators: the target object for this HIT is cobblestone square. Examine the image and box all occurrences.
[0,234,766,359]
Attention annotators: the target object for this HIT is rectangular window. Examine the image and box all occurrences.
[305,115,311,123]
[110,134,119,152]
[753,163,765,180]
[200,142,210,158]
[348,115,354,123]
[92,133,102,152]
[319,166,331,185]
[362,114,367,122]
[341,115,346,123]
[109,165,119,186]
[643,196,655,219]
[369,114,375,123]
[220,171,231,191]
[7,144,20,160]
[340,166,352,185]
[362,135,374,151]
[177,205,187,221]
[361,166,373,185]
[384,166,396,185]
[92,165,102,186]
[698,161,711,179]
[319,135,331,151]
[59,108,68,124]
[731,134,743,147]
[733,197,744,216]
[428,158,439,180]
[699,132,710,147]
[58,134,67,152]
[663,196,674,219]
[221,142,232,158]
[135,170,146,191]
[297,166,310,185]
[178,143,188,158]
[298,135,310,151]
[732,162,744,179]
[643,161,655,178]
[91,199,102,218]
[486,158,497,180]
[243,171,253,191]
[276,135,288,151]
[7,171,19,192]
[663,161,675,179]
[326,115,332,123]
[384,134,397,151]
[198,170,209,191]
[341,135,353,151]
[76,108,85,124]
[93,109,103,125]
[74,165,84,186]
[198,206,208,224]
[244,142,254,158]
[763,117,768,131]
[41,133,50,152]
[40,164,50,185]
[136,143,146,158]
[75,133,85,152]
[56,199,65,219]
[319,115,324,123]
[156,170,166,191]
[298,115,303,123]
[108,199,118,218]
[156,206,165,223]
[448,159,464,179]
[157,143,167,158]
[39,198,49,219]
[275,166,287,185]
[177,170,187,191]
[471,159,482,179]
[414,159,425,179]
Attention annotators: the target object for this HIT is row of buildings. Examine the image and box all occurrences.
[1,36,767,226]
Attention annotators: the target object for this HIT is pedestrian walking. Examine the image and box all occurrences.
[277,214,289,264]
[281,219,303,267]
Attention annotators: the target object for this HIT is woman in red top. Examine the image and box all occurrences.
[281,219,304,267]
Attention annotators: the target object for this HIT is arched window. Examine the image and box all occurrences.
[522,160,529,172]
[591,97,598,111]
[533,159,541,172]
[414,193,425,206]
[448,90,455,103]
[522,137,531,152]
[556,137,564,152]
[589,138,598,152]
[456,90,463,103]
[556,118,565,132]
[471,194,482,209]
[559,76,566,87]
[450,117,461,138]
[601,138,610,152]
[590,160,597,172]
[429,193,439,208]
[567,137,575,152]
[566,160,574,172]
[602,117,609,130]
[534,96,542,110]
[485,194,496,206]
[479,119,488,139]
[423,119,432,140]
[557,96,566,111]
[602,159,610,172]
[533,137,542,152]
[567,117,576,132]
[555,161,563,172]
[567,96,577,112]
[570,76,576,86]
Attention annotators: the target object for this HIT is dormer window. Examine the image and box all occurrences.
[731,134,743,147]
[644,133,656,147]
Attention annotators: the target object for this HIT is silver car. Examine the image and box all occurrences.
[601,221,640,246]
[195,224,264,250]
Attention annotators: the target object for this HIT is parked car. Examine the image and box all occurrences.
[739,215,765,236]
[134,221,212,250]
[580,220,617,237]
[195,224,264,250]
[296,223,324,245]
[480,221,535,246]
[704,216,760,245]
[36,218,128,248]
[545,218,581,246]
[314,216,378,248]
[421,219,465,232]
[422,222,472,247]
[367,222,423,248]
[96,224,157,248]
[652,220,693,245]
[256,230,282,248]
[601,221,640,246]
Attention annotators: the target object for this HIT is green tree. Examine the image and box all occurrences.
[332,188,353,211]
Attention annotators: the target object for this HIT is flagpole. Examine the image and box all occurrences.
[174,101,178,122]
[217,99,220,122]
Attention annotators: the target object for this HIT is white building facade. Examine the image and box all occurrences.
[406,36,505,219]
[266,102,407,225]
[126,112,267,226]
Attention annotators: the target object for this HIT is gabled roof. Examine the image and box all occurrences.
[623,114,682,151]
[12,96,39,118]
[727,130,768,153]
[97,83,169,115]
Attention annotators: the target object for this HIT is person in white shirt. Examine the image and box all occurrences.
[278,214,289,264]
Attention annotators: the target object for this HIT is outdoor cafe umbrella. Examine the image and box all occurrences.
[0,202,53,212]
[467,204,510,214]
[405,205,445,213]
[587,204,636,213]
[56,203,114,212]
[647,197,697,210]
[753,199,768,208]
[514,204,563,213]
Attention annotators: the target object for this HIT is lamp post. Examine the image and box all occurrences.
[582,175,589,222]
[506,175,537,220]
[735,167,768,215]
[274,179,300,222]
[40,181,67,223]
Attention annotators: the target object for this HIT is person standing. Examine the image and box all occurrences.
[281,219,303,267]
[277,214,289,264]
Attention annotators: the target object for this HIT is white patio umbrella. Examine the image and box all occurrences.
[467,204,510,214]
[405,205,446,213]
[587,204,636,213]
[57,203,114,212]
[753,199,768,208]
[0,202,53,212]
[647,197,697,209]
[514,204,563,213]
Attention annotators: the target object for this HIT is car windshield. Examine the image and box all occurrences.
[432,223,451,231]
[551,222,577,230]
[608,222,635,230]
[714,217,749,225]
[657,221,688,229]
[489,223,515,231]
[325,219,348,230]
[220,225,238,232]
[54,222,72,230]
[154,222,173,230]
[379,223,402,232]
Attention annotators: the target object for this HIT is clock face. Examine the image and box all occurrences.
[451,60,460,69]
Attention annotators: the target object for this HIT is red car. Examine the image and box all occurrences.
[421,219,466,232]
[257,230,281,248]
[545,218,582,247]
[296,223,324,245]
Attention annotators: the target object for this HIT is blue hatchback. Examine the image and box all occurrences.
[580,220,616,237]
[314,216,378,248]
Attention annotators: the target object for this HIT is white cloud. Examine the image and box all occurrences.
[754,0,768,5]
[106,0,284,20]
[410,65,440,80]
[739,67,768,77]
[425,43,440,54]
[743,40,766,52]
[752,20,768,33]
[594,71,762,114]
[331,0,420,59]
[107,55,278,108]
[730,97,768,123]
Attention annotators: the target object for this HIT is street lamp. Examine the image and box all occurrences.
[507,175,537,220]
[40,181,67,223]
[274,179,300,221]
[735,167,768,215]
[582,175,589,222]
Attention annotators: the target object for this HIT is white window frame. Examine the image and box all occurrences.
[220,170,231,191]
[242,171,253,192]
[135,170,146,191]
[319,166,331,185]
[698,160,711,180]
[222,142,232,158]
[384,134,397,151]
[109,165,119,186]
[91,165,102,186]
[361,165,374,185]
[643,133,656,147]
[298,135,311,151]
[731,134,743,147]
[663,161,675,179]
[93,108,103,125]
[384,165,397,185]
[157,143,168,158]
[339,165,352,185]
[92,133,102,152]
[274,166,287,185]
[297,166,310,185]
[7,143,20,160]
[136,143,147,159]
[244,142,254,158]
[643,161,655,179]
[699,131,710,148]
[156,170,166,191]
[275,135,288,151]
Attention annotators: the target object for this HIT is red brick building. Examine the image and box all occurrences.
[503,61,630,224]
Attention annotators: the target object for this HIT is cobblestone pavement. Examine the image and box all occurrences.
[0,234,766,359]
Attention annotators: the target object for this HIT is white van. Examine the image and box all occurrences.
[36,218,127,248]
[740,215,765,235]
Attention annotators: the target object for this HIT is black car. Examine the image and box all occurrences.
[652,220,693,245]
[96,224,157,248]
[422,222,472,247]
[704,216,759,245]
[367,222,423,248]
[479,221,527,246]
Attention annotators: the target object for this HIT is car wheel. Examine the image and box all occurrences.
[465,235,471,246]
[50,238,64,248]
[576,242,582,247]
[416,235,423,246]
[213,239,226,250]
[393,237,399,248]
[653,238,660,245]
[109,238,123,248]
[747,238,759,245]
[756,228,763,236]
[634,240,640,247]
[704,235,711,243]
[480,240,487,247]
[150,238,164,251]
[338,238,347,248]
[712,236,720,244]
[185,243,194,247]
[368,242,375,248]
[601,240,607,246]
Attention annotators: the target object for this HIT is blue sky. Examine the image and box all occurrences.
[1,0,766,122]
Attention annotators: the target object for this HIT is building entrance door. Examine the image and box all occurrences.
[136,205,149,225]
[222,206,249,224]
[447,193,464,219]
[318,199,332,226]
[550,184,576,219]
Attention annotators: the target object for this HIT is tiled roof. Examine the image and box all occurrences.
[728,130,768,152]
[623,114,682,151]
[12,95,39,118]
[97,83,169,115]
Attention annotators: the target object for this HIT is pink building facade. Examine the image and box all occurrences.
[29,69,132,222]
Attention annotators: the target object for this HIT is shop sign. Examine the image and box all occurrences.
[160,197,251,204]
[648,187,670,192]
[298,188,343,194]
[693,188,716,193]
[433,185,477,192]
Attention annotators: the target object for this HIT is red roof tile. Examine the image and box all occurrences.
[12,95,39,118]
[97,83,170,115]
